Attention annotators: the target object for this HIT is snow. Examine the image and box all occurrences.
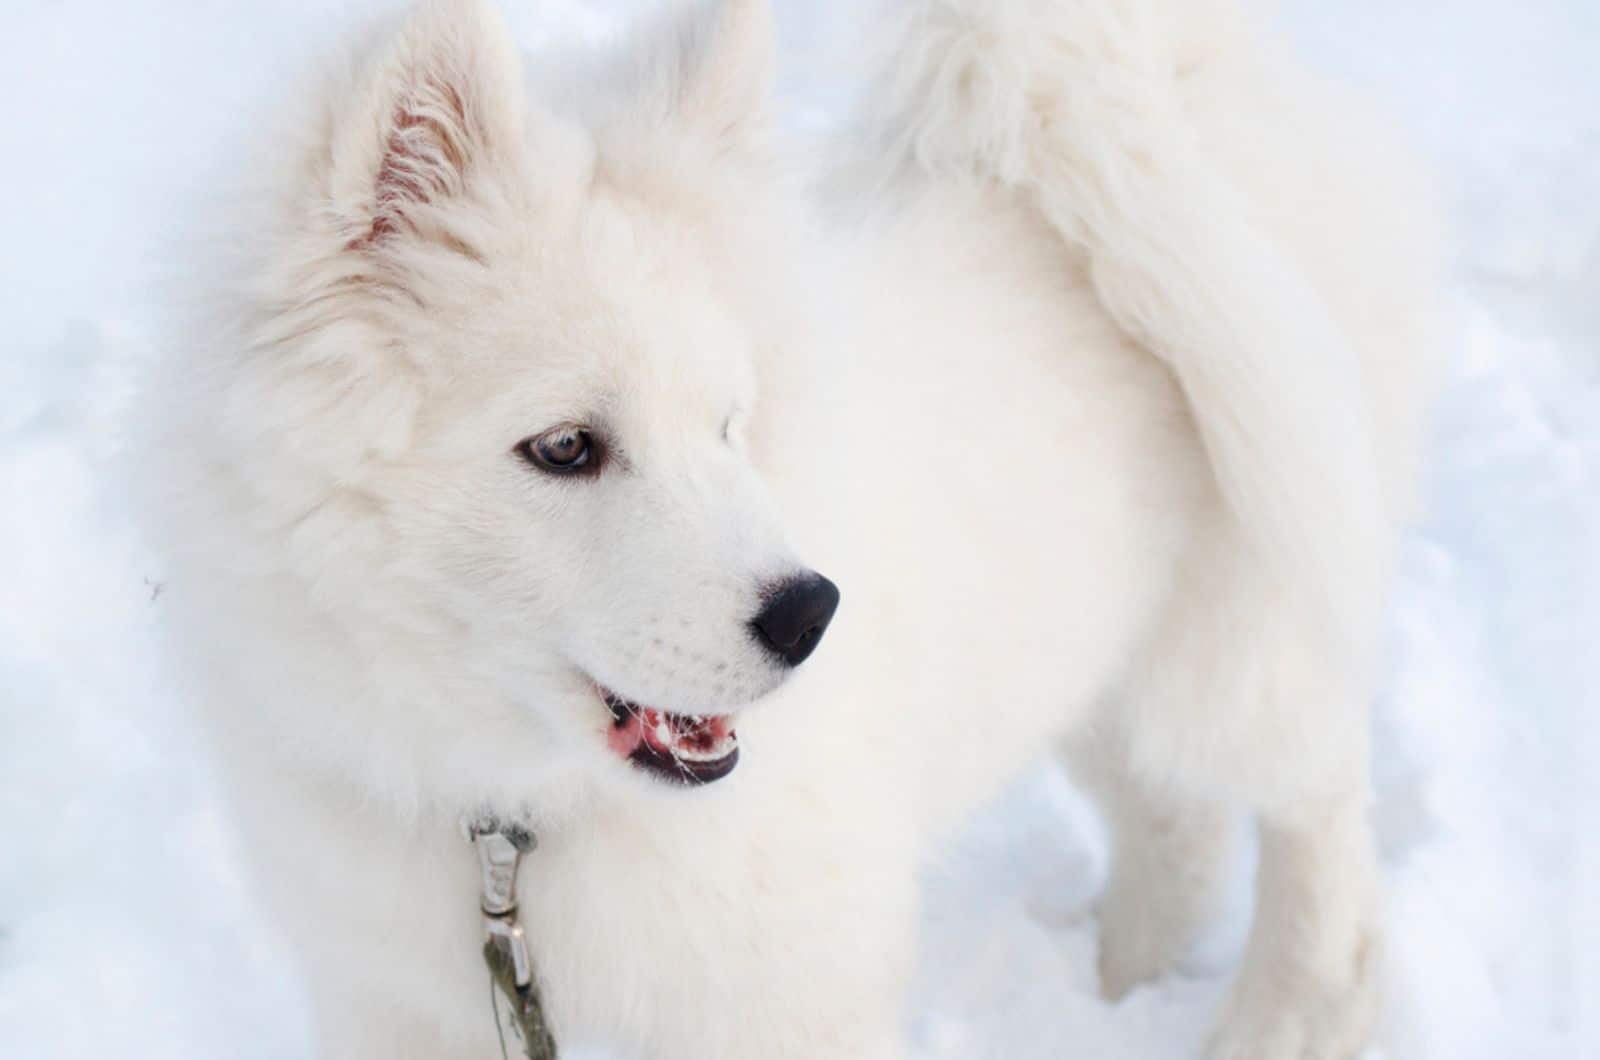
[0,2,1592,1057]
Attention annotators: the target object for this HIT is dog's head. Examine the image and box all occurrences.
[207,0,836,798]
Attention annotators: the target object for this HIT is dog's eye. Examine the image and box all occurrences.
[516,425,597,474]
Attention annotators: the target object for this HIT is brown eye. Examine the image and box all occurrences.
[516,425,597,474]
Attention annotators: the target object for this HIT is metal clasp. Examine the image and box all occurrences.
[469,818,537,991]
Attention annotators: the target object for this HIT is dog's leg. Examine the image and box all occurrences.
[1201,642,1384,1060]
[1208,792,1380,1060]
[1110,531,1385,1060]
[1065,731,1238,1001]
[1105,691,1383,1060]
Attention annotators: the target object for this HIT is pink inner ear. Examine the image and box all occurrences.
[360,75,473,246]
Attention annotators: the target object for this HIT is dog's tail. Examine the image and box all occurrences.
[867,0,1392,663]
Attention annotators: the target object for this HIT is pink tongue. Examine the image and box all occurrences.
[607,708,734,760]
[697,715,734,746]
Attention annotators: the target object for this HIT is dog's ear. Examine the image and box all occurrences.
[683,0,775,145]
[329,0,528,253]
[651,0,775,153]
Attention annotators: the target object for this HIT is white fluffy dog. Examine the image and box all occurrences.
[143,0,1436,1057]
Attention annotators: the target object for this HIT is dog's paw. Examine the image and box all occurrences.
[1095,891,1195,1001]
[1204,958,1380,1060]
[1093,843,1228,1002]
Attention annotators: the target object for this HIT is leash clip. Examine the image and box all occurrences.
[469,817,537,991]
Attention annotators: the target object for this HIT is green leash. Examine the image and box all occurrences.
[484,938,558,1060]
[470,818,558,1060]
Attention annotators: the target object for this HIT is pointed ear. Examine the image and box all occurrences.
[667,0,776,149]
[329,0,527,250]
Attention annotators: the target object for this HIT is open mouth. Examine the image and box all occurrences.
[602,689,740,785]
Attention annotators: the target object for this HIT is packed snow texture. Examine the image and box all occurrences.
[0,2,1593,1058]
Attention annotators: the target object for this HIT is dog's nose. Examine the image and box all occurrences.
[750,572,840,668]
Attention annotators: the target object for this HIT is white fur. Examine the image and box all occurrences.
[140,1,1437,1057]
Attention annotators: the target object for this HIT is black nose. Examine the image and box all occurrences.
[750,572,840,668]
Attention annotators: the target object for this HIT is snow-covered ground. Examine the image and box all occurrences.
[1,2,1593,1058]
